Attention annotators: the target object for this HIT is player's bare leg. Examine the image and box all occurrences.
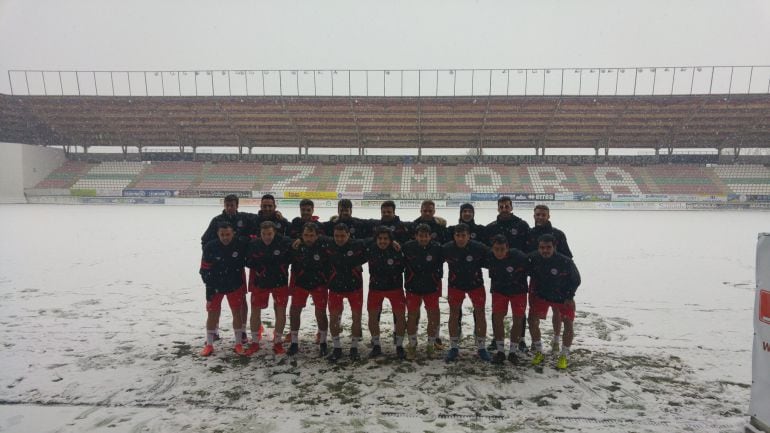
[350,304,363,360]
[563,319,574,349]
[393,309,406,359]
[508,315,524,364]
[201,310,221,356]
[272,302,287,354]
[445,304,462,362]
[528,315,545,365]
[551,309,563,353]
[368,307,383,357]
[245,307,263,355]
[315,306,329,355]
[556,317,575,369]
[287,305,303,355]
[473,306,491,361]
[328,310,343,361]
[491,311,507,363]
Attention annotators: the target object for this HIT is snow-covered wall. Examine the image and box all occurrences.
[0,143,65,203]
[22,144,66,191]
[0,143,24,203]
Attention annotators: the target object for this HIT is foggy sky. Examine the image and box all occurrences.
[1,0,769,95]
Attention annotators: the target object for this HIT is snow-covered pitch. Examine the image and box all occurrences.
[0,204,763,432]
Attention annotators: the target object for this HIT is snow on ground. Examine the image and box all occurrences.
[0,204,764,432]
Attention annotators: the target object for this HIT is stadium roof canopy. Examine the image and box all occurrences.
[2,67,769,152]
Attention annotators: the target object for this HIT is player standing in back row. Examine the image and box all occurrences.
[288,199,321,239]
[323,199,373,240]
[485,196,530,251]
[252,194,290,236]
[374,200,414,244]
[448,203,486,242]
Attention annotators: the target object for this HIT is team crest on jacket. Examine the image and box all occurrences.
[232,252,239,258]
[275,223,282,228]
[510,228,518,235]
[466,255,473,262]
[426,255,433,262]
[550,268,558,275]
[313,254,320,261]
[237,220,244,227]
[470,233,476,239]
[346,250,354,256]
[430,233,437,238]
[350,228,356,234]
[506,266,514,273]
[387,258,394,265]
[273,250,281,256]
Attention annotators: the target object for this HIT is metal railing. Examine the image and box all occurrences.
[7,66,770,97]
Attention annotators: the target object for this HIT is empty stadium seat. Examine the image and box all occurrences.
[34,160,94,189]
[713,165,770,194]
[67,161,148,191]
[132,161,203,190]
[29,160,770,198]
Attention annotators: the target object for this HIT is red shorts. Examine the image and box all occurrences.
[328,290,363,314]
[448,287,486,308]
[291,286,328,310]
[529,294,575,321]
[492,292,527,316]
[406,292,441,312]
[206,285,246,312]
[367,289,406,314]
[248,271,290,295]
[250,286,290,309]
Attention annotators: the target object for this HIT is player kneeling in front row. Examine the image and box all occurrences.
[486,235,530,365]
[402,224,445,359]
[366,226,407,359]
[199,222,248,356]
[528,234,581,369]
[288,223,331,356]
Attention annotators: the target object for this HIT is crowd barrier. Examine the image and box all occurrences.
[24,195,770,210]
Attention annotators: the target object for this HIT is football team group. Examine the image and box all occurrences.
[199,194,580,369]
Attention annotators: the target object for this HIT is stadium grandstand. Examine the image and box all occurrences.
[2,66,770,208]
